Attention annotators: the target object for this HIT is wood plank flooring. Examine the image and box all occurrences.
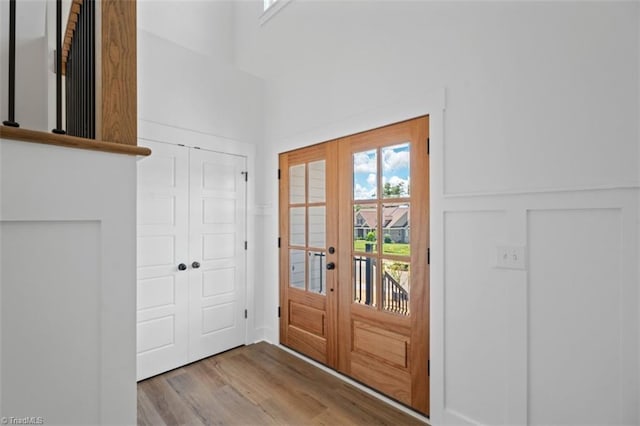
[138,342,426,425]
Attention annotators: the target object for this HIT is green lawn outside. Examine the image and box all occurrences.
[353,240,410,256]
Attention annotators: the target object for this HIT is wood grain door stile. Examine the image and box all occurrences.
[279,142,339,367]
[337,117,429,414]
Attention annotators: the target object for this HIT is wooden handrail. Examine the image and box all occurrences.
[3,0,138,149]
[0,126,151,156]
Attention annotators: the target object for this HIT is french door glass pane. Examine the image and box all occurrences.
[353,256,377,307]
[353,150,377,200]
[381,259,410,315]
[381,203,410,256]
[382,143,410,199]
[289,249,306,289]
[308,206,326,248]
[308,251,327,295]
[289,207,306,246]
[353,204,377,253]
[289,164,306,204]
[308,160,326,203]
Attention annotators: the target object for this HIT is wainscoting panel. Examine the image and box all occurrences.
[443,210,510,424]
[528,208,624,425]
[1,220,101,424]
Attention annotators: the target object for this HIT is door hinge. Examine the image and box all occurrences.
[278,306,281,318]
[241,171,248,182]
[428,359,430,376]
[244,309,248,319]
[427,137,430,155]
[244,241,248,250]
[278,169,281,180]
[428,248,430,265]
[278,237,281,248]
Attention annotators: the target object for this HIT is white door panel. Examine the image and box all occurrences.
[136,141,189,381]
[188,149,246,362]
[137,142,247,379]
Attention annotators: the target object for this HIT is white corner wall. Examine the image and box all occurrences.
[234,1,640,424]
[138,0,235,64]
[0,140,138,425]
[0,0,48,131]
[138,29,264,145]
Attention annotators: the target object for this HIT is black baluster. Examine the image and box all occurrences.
[52,0,65,134]
[88,0,95,138]
[353,257,358,302]
[319,253,324,293]
[3,0,19,127]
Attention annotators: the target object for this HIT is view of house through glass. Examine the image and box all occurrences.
[352,142,411,315]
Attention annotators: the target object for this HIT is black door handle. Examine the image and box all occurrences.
[192,261,201,269]
[178,263,187,271]
[326,262,335,270]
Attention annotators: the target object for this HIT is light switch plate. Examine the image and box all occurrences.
[496,246,526,270]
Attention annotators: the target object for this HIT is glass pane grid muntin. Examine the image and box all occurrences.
[308,250,327,295]
[351,142,412,316]
[353,255,377,307]
[308,160,326,203]
[382,142,411,199]
[289,164,306,204]
[288,160,326,293]
[353,203,378,254]
[289,249,305,290]
[382,202,411,257]
[382,259,410,315]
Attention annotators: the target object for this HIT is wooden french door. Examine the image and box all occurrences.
[279,117,429,415]
[279,142,339,366]
[337,116,429,414]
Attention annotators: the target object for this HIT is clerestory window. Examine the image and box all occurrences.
[261,0,292,25]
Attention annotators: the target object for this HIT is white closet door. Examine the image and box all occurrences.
[136,141,189,380]
[188,148,247,362]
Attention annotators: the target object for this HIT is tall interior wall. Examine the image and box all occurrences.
[234,1,640,424]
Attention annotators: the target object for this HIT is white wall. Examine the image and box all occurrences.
[137,1,265,340]
[138,0,235,63]
[0,139,138,425]
[234,1,640,424]
[0,0,48,131]
[138,30,264,145]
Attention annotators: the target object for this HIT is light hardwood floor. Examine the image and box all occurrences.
[138,342,426,425]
